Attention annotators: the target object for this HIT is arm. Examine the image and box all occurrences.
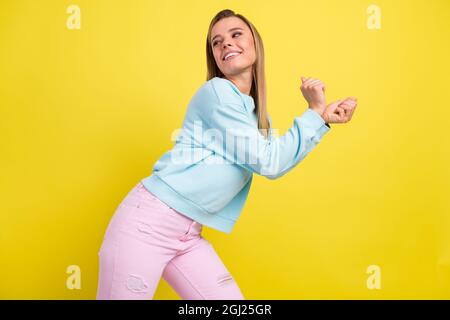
[201,98,331,179]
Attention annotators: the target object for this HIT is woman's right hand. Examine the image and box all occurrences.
[300,76,327,114]
[322,97,357,124]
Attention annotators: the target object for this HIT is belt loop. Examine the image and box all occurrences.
[186,220,194,234]
[179,220,197,241]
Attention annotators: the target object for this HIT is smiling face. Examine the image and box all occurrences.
[210,17,256,78]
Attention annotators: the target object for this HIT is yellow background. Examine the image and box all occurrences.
[0,0,449,299]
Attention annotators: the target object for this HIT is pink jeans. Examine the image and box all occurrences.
[96,182,245,300]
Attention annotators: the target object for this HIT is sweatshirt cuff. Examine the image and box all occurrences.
[300,108,330,129]
[298,108,331,139]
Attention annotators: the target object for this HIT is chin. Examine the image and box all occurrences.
[224,64,251,74]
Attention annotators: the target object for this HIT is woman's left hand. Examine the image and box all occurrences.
[322,97,358,124]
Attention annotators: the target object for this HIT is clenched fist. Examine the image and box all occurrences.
[300,76,326,114]
[322,97,358,124]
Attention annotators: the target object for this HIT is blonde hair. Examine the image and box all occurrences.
[206,9,270,139]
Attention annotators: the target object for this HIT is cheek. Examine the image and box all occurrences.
[214,50,223,64]
[243,45,256,61]
[242,40,255,55]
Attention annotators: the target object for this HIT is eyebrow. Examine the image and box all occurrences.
[211,27,244,42]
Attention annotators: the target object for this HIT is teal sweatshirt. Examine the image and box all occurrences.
[141,76,331,233]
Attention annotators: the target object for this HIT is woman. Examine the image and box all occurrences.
[96,9,357,300]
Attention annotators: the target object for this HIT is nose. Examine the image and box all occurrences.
[222,42,232,49]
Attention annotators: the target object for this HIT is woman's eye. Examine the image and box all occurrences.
[212,32,242,47]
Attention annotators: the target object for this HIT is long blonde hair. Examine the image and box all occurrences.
[206,9,270,139]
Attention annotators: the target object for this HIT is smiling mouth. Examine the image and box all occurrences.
[223,52,242,62]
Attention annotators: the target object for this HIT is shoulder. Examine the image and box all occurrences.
[207,77,246,106]
[186,77,247,119]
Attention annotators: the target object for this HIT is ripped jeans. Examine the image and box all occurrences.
[96,182,245,300]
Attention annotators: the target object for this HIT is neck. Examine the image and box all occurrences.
[224,69,253,96]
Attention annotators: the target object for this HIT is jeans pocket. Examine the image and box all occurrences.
[136,183,154,196]
[138,185,175,211]
[135,221,154,235]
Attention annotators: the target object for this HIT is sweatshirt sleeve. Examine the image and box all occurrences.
[198,83,331,179]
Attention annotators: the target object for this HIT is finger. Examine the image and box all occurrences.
[309,81,322,89]
[305,79,321,89]
[339,103,353,114]
[348,104,356,119]
[303,78,318,86]
[311,80,323,87]
[342,106,353,121]
[344,97,357,105]
[344,105,356,121]
[337,107,345,120]
[341,97,355,104]
[330,109,343,123]
[307,79,322,86]
[341,100,356,109]
[306,78,319,83]
[344,100,357,114]
[311,80,325,91]
[327,99,343,111]
[303,81,317,90]
[314,83,325,92]
[300,77,312,88]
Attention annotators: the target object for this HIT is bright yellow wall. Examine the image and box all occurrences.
[0,0,449,299]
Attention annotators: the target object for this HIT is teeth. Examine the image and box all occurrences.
[224,52,240,60]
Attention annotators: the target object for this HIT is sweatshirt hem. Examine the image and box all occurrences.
[140,174,235,234]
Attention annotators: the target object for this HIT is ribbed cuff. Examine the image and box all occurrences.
[299,108,331,138]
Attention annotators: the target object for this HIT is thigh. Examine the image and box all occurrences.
[162,238,245,300]
[96,183,177,300]
[96,232,170,300]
